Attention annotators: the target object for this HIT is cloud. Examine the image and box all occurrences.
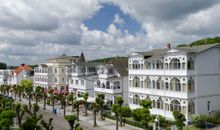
[0,0,220,65]
[113,13,124,25]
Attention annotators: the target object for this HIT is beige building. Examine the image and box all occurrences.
[34,53,84,92]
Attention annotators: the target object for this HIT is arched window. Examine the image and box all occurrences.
[170,100,181,111]
[133,95,140,105]
[97,80,100,87]
[114,81,120,89]
[170,78,181,91]
[152,80,156,89]
[188,77,194,92]
[187,58,194,70]
[152,100,156,108]
[132,60,140,69]
[157,98,164,109]
[144,77,151,89]
[169,58,181,69]
[156,77,164,90]
[188,100,195,114]
[108,68,114,74]
[106,81,110,89]
[133,76,140,87]
[102,83,105,88]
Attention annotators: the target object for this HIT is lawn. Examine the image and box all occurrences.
[183,125,201,130]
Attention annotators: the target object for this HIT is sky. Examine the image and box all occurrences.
[0,0,220,65]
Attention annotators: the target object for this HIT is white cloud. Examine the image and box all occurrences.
[0,0,220,65]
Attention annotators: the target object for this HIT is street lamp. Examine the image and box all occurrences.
[153,115,160,130]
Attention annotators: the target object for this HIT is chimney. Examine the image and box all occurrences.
[167,44,171,49]
[21,63,25,67]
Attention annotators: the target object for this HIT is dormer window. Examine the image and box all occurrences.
[108,68,114,75]
[132,60,140,69]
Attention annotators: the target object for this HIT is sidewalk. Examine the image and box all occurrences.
[16,97,143,130]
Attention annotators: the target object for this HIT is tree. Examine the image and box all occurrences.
[16,85,24,101]
[121,106,132,126]
[21,80,33,110]
[13,103,25,127]
[0,110,16,130]
[67,93,75,112]
[96,94,105,120]
[90,102,99,127]
[41,118,54,130]
[82,92,89,116]
[74,100,81,120]
[43,91,47,110]
[34,86,43,105]
[60,95,67,116]
[173,111,186,130]
[0,62,7,69]
[139,100,152,130]
[22,103,43,130]
[116,96,124,126]
[112,104,120,130]
[64,115,80,130]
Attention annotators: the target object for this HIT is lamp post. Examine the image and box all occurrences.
[153,115,160,130]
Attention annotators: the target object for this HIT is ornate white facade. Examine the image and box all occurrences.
[94,58,128,106]
[128,44,220,121]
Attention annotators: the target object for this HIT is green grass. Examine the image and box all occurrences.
[183,125,201,130]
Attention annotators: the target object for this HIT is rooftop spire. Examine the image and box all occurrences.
[79,52,85,62]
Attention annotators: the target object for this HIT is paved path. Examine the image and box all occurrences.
[16,98,143,130]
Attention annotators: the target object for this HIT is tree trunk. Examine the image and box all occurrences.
[94,111,97,127]
[43,98,46,110]
[18,117,22,127]
[19,94,21,101]
[116,117,119,130]
[77,109,79,121]
[85,102,88,116]
[64,104,66,116]
[29,95,32,110]
[100,108,104,120]
[52,101,55,110]
[71,100,74,112]
[120,106,122,126]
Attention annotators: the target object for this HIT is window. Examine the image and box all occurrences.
[170,100,181,112]
[133,95,140,105]
[54,77,57,82]
[62,77,65,83]
[170,78,181,91]
[188,77,194,92]
[169,58,181,69]
[71,79,73,84]
[144,77,151,89]
[81,80,84,85]
[114,81,120,89]
[187,58,194,69]
[108,68,114,75]
[188,101,195,114]
[54,68,57,73]
[97,80,100,87]
[156,77,164,90]
[152,80,156,89]
[106,81,110,89]
[157,98,164,109]
[88,67,96,72]
[133,76,140,87]
[75,80,79,85]
[208,101,211,112]
[62,68,64,73]
[132,60,140,69]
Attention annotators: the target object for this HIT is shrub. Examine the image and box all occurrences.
[132,108,143,121]
[192,115,207,128]
[121,106,132,117]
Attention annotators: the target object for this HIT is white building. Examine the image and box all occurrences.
[67,61,98,98]
[13,64,34,84]
[94,57,128,106]
[0,69,14,85]
[34,54,81,92]
[128,43,220,121]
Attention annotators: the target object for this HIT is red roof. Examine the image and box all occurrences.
[14,64,33,76]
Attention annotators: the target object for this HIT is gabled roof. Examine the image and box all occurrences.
[14,64,33,76]
[47,54,80,61]
[106,57,128,77]
[131,43,220,59]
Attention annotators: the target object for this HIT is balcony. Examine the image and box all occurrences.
[129,87,195,99]
[94,86,122,94]
[129,69,195,76]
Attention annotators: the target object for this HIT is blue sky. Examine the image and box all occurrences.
[84,3,142,34]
